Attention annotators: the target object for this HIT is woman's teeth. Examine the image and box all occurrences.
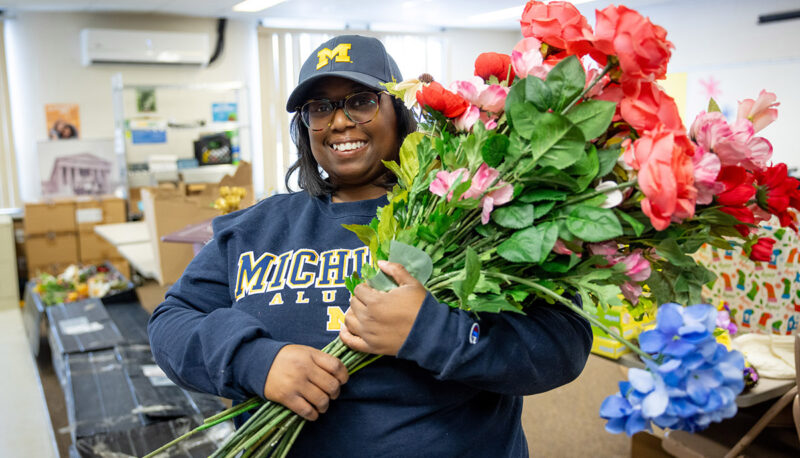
[331,141,366,152]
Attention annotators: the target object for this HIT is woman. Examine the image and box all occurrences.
[148,35,592,457]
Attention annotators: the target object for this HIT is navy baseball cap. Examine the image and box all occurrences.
[286,35,403,112]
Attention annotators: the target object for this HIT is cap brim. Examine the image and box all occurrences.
[286,71,390,112]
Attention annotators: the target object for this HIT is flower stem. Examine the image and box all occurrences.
[558,180,637,208]
[483,271,653,361]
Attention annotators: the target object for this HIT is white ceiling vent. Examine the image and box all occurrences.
[80,29,210,66]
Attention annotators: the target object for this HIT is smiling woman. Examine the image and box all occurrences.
[147,33,592,458]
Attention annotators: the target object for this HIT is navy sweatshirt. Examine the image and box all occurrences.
[148,191,593,457]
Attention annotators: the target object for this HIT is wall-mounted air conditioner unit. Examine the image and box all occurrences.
[80,29,210,66]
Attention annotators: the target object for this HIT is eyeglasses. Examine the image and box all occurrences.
[300,91,385,132]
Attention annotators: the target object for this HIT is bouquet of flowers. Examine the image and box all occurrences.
[147,1,799,456]
[32,263,130,306]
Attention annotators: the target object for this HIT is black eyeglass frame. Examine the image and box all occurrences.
[300,90,388,132]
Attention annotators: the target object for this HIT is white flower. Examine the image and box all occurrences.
[596,181,624,209]
[394,78,426,110]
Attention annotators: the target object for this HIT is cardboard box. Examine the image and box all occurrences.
[23,200,77,235]
[78,231,120,261]
[75,196,126,232]
[591,335,631,359]
[141,162,254,285]
[25,232,78,267]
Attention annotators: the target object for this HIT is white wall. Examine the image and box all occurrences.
[5,12,261,202]
[585,0,800,170]
[444,29,522,82]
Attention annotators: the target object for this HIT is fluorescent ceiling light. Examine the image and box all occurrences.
[468,0,593,22]
[233,0,288,13]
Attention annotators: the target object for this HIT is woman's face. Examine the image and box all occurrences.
[306,77,399,200]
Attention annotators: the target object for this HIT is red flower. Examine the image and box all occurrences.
[416,82,469,119]
[519,1,594,57]
[620,81,684,135]
[593,5,673,83]
[753,163,800,231]
[716,166,755,206]
[719,205,755,237]
[749,237,776,262]
[474,52,515,84]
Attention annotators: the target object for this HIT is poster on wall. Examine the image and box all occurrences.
[45,103,81,140]
[37,138,123,198]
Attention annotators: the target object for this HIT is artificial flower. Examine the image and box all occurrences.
[480,184,514,225]
[595,181,624,208]
[753,163,800,230]
[416,81,469,118]
[474,52,515,85]
[429,168,468,201]
[620,81,684,134]
[737,90,779,133]
[519,0,594,57]
[593,5,673,82]
[511,37,551,80]
[393,78,427,109]
[749,237,776,262]
[624,128,696,230]
[453,105,480,132]
[691,148,723,206]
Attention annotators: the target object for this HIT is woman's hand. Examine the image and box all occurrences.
[263,345,349,421]
[340,260,427,356]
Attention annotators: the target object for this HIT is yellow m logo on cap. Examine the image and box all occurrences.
[316,43,352,70]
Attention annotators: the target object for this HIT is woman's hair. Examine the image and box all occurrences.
[286,95,417,196]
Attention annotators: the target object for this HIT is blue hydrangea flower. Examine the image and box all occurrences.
[600,302,745,436]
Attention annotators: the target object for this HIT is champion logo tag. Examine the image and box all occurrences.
[469,323,480,344]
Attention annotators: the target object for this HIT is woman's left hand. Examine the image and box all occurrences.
[340,260,427,356]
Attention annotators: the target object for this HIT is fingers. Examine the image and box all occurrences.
[310,350,349,385]
[284,393,320,421]
[339,324,370,353]
[377,260,419,287]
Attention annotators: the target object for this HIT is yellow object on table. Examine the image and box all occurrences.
[589,305,655,359]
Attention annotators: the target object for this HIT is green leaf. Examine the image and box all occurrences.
[568,146,600,192]
[564,100,616,140]
[524,76,554,112]
[492,203,534,229]
[506,132,530,163]
[474,275,502,295]
[368,240,434,291]
[530,112,585,170]
[708,98,721,113]
[614,209,645,237]
[455,247,481,307]
[504,80,526,131]
[533,201,556,220]
[497,221,559,263]
[468,294,525,314]
[509,101,543,140]
[382,160,406,186]
[523,166,583,192]
[565,206,623,242]
[545,55,585,112]
[596,147,622,178]
[655,239,696,268]
[481,133,509,168]
[376,203,397,244]
[519,189,568,203]
[399,132,423,186]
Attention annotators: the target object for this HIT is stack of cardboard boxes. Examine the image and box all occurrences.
[24,197,130,279]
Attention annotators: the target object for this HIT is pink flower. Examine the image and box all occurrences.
[689,111,731,153]
[737,90,779,133]
[552,239,574,255]
[476,84,509,113]
[716,119,772,170]
[450,77,484,103]
[620,281,643,304]
[691,148,723,205]
[429,168,469,201]
[589,242,619,257]
[584,68,609,99]
[454,105,480,132]
[481,182,514,224]
[511,37,551,80]
[463,163,500,200]
[618,250,651,282]
[625,127,696,230]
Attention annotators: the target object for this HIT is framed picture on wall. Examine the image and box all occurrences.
[45,103,81,140]
[37,138,123,199]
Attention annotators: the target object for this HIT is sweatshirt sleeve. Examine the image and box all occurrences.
[396,293,592,396]
[147,231,289,401]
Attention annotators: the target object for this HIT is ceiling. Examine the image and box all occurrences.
[0,0,673,30]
